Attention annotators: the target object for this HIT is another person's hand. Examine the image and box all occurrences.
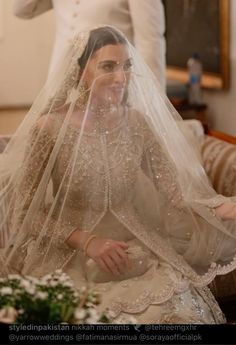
[85,237,132,276]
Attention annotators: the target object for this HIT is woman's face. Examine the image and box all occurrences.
[82,44,132,105]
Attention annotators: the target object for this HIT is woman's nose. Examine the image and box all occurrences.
[113,68,126,84]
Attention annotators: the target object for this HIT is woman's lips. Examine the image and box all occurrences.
[108,86,124,93]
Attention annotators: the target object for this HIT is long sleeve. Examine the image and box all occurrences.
[7,122,77,274]
[128,0,166,90]
[142,136,185,211]
[141,124,236,268]
[13,0,53,19]
[13,122,75,241]
[12,124,55,228]
[142,125,228,214]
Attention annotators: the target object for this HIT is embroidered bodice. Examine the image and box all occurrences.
[11,109,236,287]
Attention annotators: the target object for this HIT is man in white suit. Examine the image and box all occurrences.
[13,0,166,89]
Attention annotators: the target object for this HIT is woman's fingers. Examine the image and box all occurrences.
[97,257,111,274]
[103,255,121,276]
[117,241,129,250]
[86,237,131,276]
[115,246,132,270]
[215,202,236,219]
[96,256,119,276]
[101,240,131,274]
[107,251,126,274]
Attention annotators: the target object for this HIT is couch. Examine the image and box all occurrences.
[1,123,236,319]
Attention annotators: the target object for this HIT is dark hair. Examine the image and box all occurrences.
[78,26,127,70]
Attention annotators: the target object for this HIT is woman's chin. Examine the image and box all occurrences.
[109,92,124,105]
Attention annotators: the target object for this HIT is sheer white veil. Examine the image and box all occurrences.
[0,26,236,288]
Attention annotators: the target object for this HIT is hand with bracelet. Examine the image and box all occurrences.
[66,229,132,276]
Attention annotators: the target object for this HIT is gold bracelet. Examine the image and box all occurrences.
[83,234,97,254]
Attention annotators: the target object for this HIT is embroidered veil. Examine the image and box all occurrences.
[0,26,236,292]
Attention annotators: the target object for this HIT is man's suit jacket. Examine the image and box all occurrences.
[13,0,166,89]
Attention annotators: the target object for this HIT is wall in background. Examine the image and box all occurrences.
[0,0,54,106]
[204,0,236,136]
[0,0,235,136]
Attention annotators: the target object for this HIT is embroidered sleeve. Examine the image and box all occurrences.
[9,122,77,272]
[15,124,55,221]
[142,132,185,210]
[141,125,229,215]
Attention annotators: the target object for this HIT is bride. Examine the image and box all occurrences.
[1,26,236,323]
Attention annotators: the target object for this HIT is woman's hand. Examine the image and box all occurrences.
[215,202,236,220]
[86,237,132,276]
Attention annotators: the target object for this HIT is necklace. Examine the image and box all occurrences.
[78,101,122,133]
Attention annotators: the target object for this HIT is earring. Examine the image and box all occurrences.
[76,81,90,109]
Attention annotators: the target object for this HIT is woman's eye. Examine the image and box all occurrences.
[123,62,132,71]
[102,64,115,72]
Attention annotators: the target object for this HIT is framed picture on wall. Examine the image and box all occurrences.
[163,0,230,89]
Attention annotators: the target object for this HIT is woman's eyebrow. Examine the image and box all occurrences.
[98,60,119,66]
[98,58,132,66]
